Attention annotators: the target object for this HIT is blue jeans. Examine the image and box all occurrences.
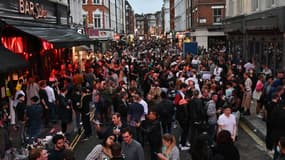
[28,127,41,144]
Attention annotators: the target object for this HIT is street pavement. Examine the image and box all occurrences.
[73,123,272,160]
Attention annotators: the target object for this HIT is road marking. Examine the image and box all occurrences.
[70,110,95,150]
[240,121,273,158]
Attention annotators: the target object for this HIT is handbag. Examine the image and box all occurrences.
[252,89,262,100]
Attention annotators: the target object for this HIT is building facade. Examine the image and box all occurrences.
[69,0,83,25]
[110,0,126,34]
[82,0,126,41]
[191,0,226,49]
[155,11,163,36]
[225,0,285,71]
[135,14,145,37]
[0,0,91,79]
[163,0,171,33]
[82,0,111,40]
[145,13,157,37]
[125,0,135,34]
[185,0,192,30]
[174,0,186,32]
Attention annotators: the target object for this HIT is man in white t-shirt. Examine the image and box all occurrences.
[217,105,237,141]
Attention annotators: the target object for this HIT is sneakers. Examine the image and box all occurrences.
[256,114,263,119]
[186,142,191,147]
[82,137,89,141]
[179,144,190,151]
[180,146,190,151]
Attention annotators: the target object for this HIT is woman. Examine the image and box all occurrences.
[85,134,115,160]
[213,130,240,160]
[29,148,48,160]
[157,133,180,160]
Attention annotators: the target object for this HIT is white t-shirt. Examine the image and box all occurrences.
[217,114,236,136]
[139,99,148,121]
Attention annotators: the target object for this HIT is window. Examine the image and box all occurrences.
[93,0,100,4]
[93,14,101,28]
[82,0,87,4]
[237,0,244,14]
[83,15,88,26]
[213,8,222,24]
[266,0,275,8]
[251,0,258,11]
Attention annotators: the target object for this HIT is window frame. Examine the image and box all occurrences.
[92,0,100,5]
[251,0,259,11]
[93,13,102,29]
[213,8,222,25]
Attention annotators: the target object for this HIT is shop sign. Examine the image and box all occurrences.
[19,0,48,19]
[99,30,113,39]
[87,28,99,38]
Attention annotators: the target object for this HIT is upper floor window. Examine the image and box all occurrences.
[251,0,259,11]
[266,0,275,8]
[237,0,244,14]
[93,14,101,28]
[83,0,87,4]
[213,8,222,24]
[93,0,100,4]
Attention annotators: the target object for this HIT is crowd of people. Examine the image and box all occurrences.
[0,39,285,160]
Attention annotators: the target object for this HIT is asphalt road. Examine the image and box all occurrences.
[73,124,272,160]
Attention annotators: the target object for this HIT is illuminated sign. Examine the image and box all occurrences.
[19,0,48,19]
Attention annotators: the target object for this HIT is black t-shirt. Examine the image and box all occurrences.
[16,101,26,121]
[39,88,48,106]
[48,149,64,160]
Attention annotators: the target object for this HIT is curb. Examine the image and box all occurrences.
[240,116,266,142]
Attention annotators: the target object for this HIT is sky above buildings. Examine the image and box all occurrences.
[127,0,163,14]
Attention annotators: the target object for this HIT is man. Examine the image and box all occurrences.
[96,112,127,143]
[156,91,174,134]
[269,102,285,160]
[217,105,237,141]
[189,89,207,147]
[137,92,148,121]
[38,80,49,127]
[121,128,144,160]
[0,105,9,160]
[48,134,69,160]
[140,111,162,160]
[114,92,129,124]
[266,92,282,150]
[174,83,190,150]
[277,137,285,160]
[206,93,219,147]
[26,96,43,144]
[127,93,144,143]
[81,87,92,140]
[45,82,56,122]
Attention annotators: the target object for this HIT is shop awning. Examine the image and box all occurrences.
[1,19,94,48]
[0,46,28,73]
